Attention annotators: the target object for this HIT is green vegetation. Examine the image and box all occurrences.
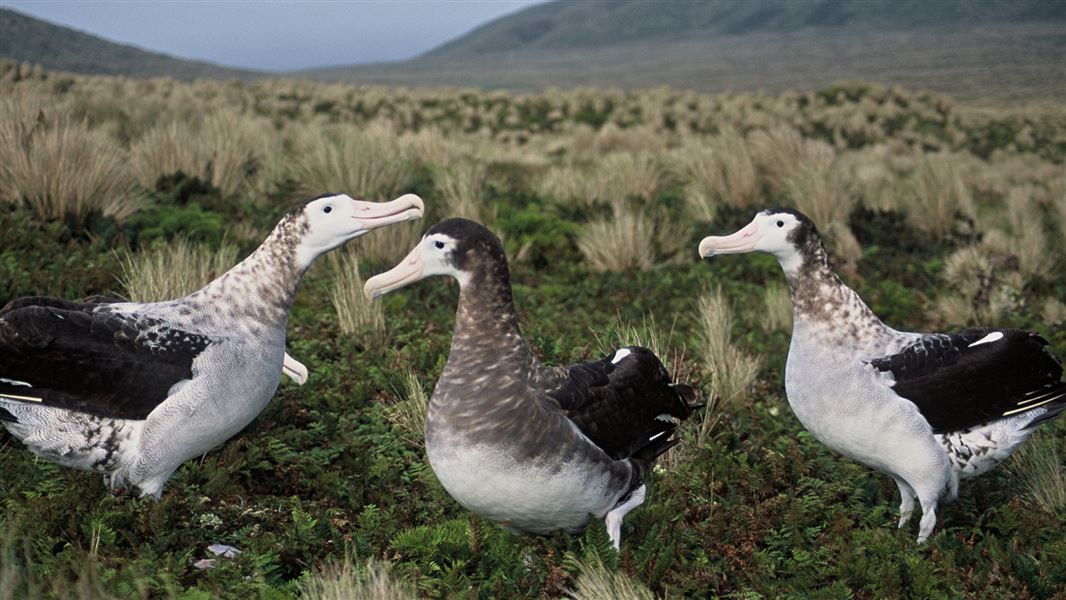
[1,67,1065,598]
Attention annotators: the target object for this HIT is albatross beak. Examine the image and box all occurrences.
[364,244,425,299]
[352,193,425,231]
[698,219,760,258]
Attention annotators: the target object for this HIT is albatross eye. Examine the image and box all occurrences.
[434,240,445,249]
[323,206,333,214]
[776,220,784,228]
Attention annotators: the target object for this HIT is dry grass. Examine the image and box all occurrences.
[328,249,384,343]
[292,122,412,202]
[357,220,424,266]
[129,109,277,197]
[747,124,835,195]
[1008,439,1066,515]
[577,208,655,272]
[384,371,430,448]
[0,95,139,222]
[120,238,238,302]
[1040,297,1066,326]
[568,555,654,600]
[300,556,415,600]
[782,158,861,272]
[761,283,793,333]
[695,288,762,443]
[906,153,974,241]
[669,129,758,221]
[539,152,664,207]
[931,245,1023,326]
[434,160,487,221]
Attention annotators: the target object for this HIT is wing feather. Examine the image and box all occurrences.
[0,299,214,420]
[870,328,1065,433]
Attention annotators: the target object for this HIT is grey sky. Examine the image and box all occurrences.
[1,0,545,72]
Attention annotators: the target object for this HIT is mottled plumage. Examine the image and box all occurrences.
[0,193,423,497]
[700,208,1066,543]
[366,218,700,548]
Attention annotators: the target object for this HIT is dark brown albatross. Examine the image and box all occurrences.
[364,218,701,549]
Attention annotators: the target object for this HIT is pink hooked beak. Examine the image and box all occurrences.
[352,193,424,230]
[698,219,760,257]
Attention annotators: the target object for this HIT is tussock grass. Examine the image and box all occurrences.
[130,109,276,196]
[761,283,793,333]
[783,158,861,272]
[577,209,655,272]
[292,122,411,202]
[358,220,423,266]
[906,154,974,241]
[1009,439,1066,515]
[931,245,1022,326]
[434,160,487,221]
[301,556,415,600]
[1040,297,1066,325]
[695,288,762,443]
[385,371,430,448]
[120,238,238,302]
[569,554,654,600]
[0,95,138,223]
[539,152,664,207]
[669,129,758,221]
[747,125,835,195]
[328,249,384,343]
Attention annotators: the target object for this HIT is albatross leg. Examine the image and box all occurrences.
[891,475,916,528]
[282,353,308,385]
[916,493,939,544]
[605,484,646,550]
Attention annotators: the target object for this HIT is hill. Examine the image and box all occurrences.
[302,0,1066,105]
[0,7,259,80]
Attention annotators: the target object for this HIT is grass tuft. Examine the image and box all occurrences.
[1009,439,1066,515]
[300,556,415,600]
[0,95,139,223]
[695,288,762,443]
[384,371,430,448]
[569,554,654,600]
[120,238,238,302]
[327,249,384,343]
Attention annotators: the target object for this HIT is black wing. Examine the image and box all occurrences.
[869,328,1066,433]
[0,297,213,420]
[542,346,701,461]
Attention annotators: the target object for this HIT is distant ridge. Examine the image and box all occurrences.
[302,0,1066,105]
[423,0,1066,59]
[0,7,259,80]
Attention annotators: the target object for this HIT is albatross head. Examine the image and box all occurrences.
[294,193,424,267]
[363,218,505,299]
[698,208,821,273]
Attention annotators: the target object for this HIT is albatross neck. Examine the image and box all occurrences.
[782,242,889,348]
[190,217,308,330]
[444,258,536,384]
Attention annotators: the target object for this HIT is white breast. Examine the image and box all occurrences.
[427,437,624,534]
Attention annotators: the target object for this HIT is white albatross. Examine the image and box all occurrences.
[0,193,424,497]
[698,208,1065,543]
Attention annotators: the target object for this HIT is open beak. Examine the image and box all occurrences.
[364,244,424,299]
[698,219,760,258]
[352,193,424,230]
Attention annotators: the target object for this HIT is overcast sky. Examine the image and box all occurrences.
[2,0,545,72]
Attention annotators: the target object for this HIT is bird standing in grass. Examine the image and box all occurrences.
[365,218,702,549]
[0,193,424,497]
[698,208,1065,543]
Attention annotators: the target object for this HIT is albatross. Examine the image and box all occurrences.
[364,218,701,549]
[698,208,1066,542]
[0,192,424,497]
